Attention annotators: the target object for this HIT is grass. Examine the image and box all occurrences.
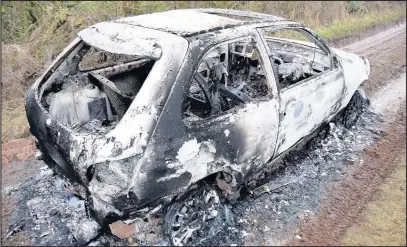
[2,43,39,142]
[1,1,406,143]
[316,9,406,41]
[341,152,406,246]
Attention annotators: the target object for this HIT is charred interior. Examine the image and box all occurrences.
[267,38,331,88]
[264,28,332,89]
[183,39,269,120]
[40,43,156,134]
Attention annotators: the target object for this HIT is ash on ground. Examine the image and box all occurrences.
[1,162,128,246]
[1,108,384,246]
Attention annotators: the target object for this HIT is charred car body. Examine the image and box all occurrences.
[25,8,370,244]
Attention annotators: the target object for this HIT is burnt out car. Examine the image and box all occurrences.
[25,8,370,244]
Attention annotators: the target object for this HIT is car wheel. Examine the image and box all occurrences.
[342,90,368,128]
[164,184,224,246]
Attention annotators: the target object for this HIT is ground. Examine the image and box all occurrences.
[1,22,406,246]
[342,151,406,246]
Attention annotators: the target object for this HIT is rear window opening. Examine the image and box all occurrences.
[40,42,157,133]
[78,46,142,72]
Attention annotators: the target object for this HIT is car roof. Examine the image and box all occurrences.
[108,8,289,37]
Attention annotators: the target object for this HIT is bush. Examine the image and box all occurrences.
[347,1,360,14]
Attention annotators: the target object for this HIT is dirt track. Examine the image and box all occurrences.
[1,22,406,246]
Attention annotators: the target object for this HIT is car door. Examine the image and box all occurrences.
[182,36,280,177]
[276,66,345,154]
[257,26,346,155]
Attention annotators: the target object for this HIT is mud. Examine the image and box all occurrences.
[342,22,406,96]
[2,22,406,246]
[1,138,36,166]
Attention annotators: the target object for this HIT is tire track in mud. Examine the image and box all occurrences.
[1,24,406,246]
[371,74,406,121]
[347,22,406,97]
[341,23,406,55]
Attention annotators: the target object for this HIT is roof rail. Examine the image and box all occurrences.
[191,8,285,21]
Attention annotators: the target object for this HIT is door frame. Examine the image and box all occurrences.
[255,25,346,157]
[182,33,280,127]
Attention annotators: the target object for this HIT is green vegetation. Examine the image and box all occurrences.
[316,8,406,41]
[1,1,406,142]
[341,152,406,246]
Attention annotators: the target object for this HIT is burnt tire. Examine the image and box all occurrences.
[341,89,369,128]
[163,184,226,246]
